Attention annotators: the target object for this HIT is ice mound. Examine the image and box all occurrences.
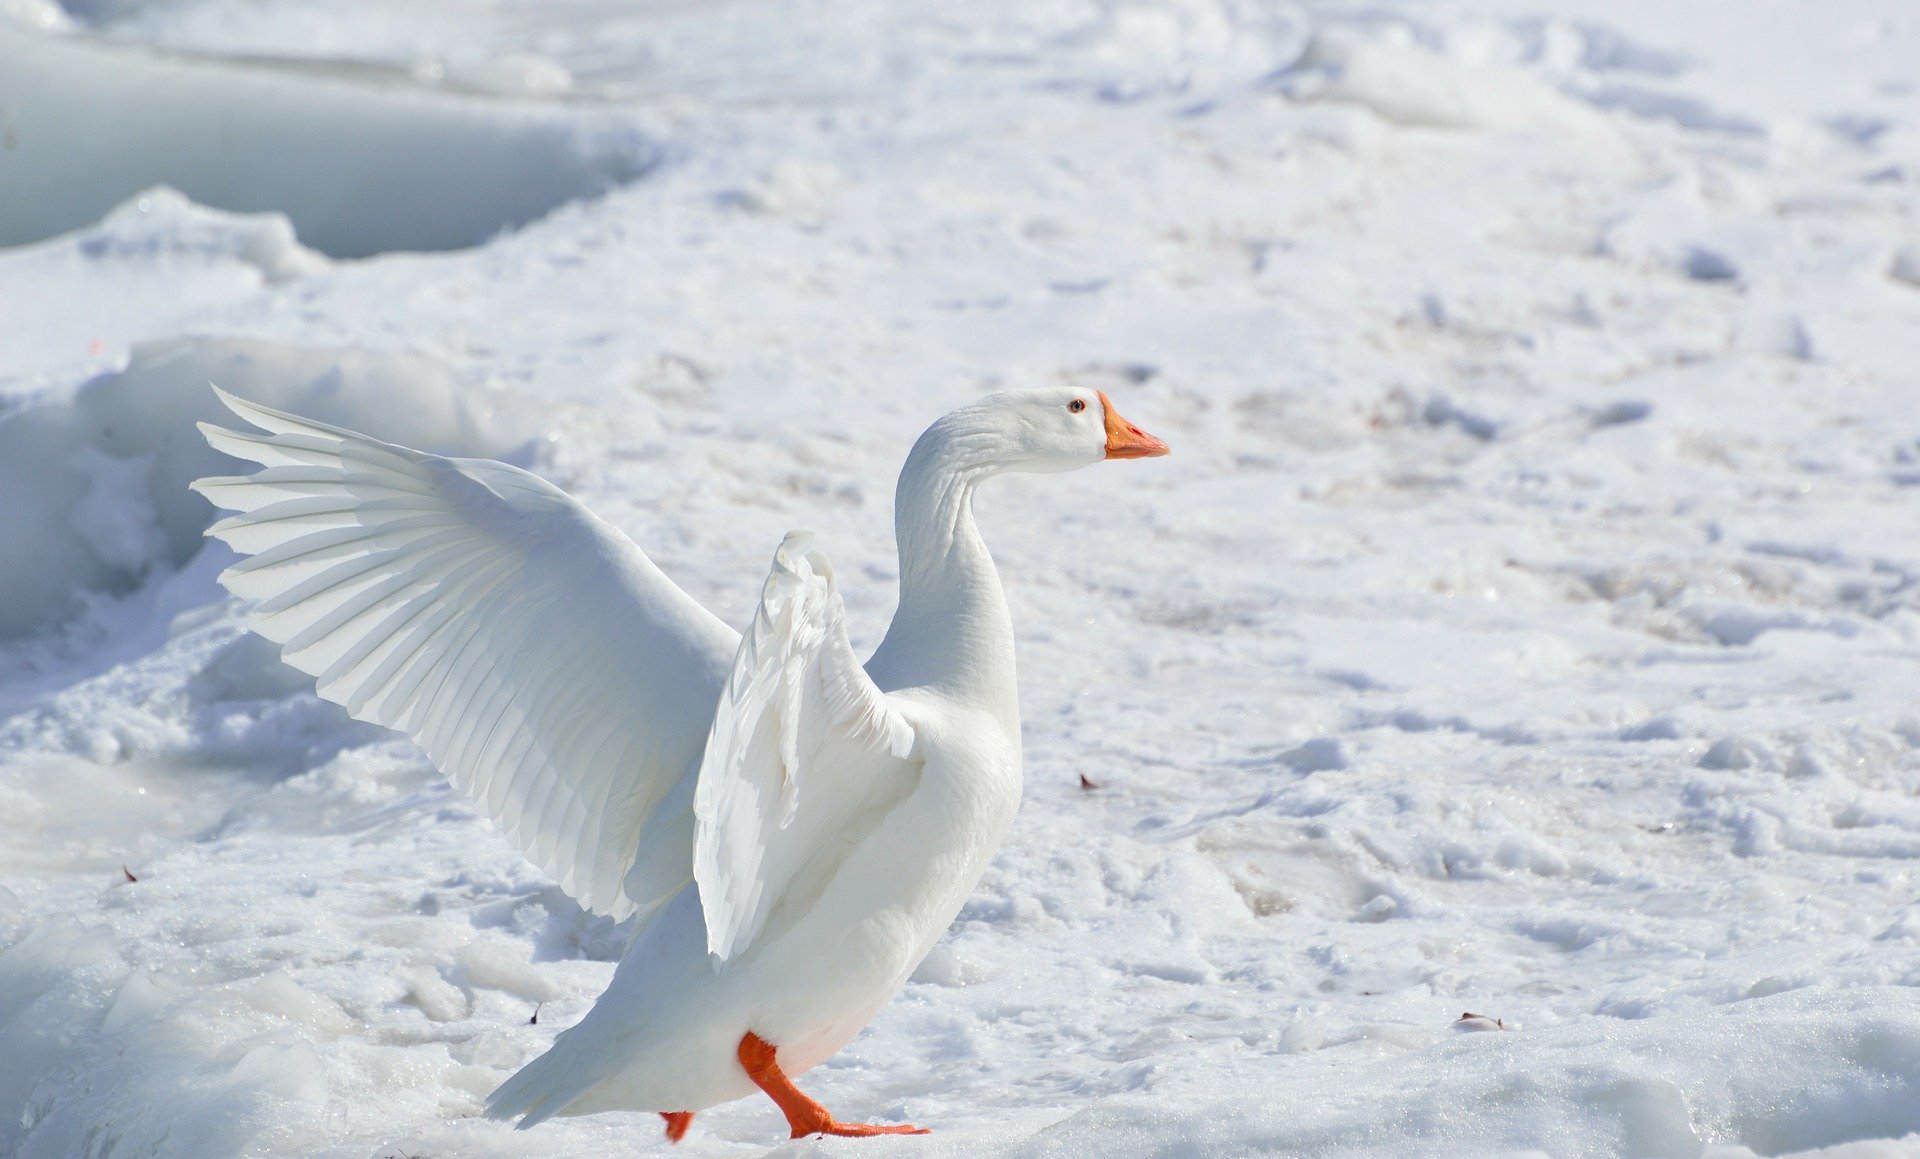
[0,187,334,387]
[0,23,655,257]
[1285,24,1618,139]
[0,337,536,639]
[74,187,326,286]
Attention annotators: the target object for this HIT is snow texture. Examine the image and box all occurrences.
[4,0,1920,1155]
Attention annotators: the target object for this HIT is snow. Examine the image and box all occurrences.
[0,23,654,257]
[1006,986,1920,1157]
[0,335,532,640]
[3,0,1920,1155]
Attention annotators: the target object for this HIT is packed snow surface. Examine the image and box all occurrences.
[3,0,1920,1156]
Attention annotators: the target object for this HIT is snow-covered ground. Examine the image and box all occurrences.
[4,0,1920,1155]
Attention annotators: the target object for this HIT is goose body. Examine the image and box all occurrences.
[191,387,1167,1139]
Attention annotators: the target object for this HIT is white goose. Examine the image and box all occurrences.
[191,386,1168,1142]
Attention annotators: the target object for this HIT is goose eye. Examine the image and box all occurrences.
[1068,399,1087,413]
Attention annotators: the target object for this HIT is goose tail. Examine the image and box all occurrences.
[485,1040,596,1130]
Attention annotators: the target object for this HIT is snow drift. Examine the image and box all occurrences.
[0,337,535,639]
[0,23,655,257]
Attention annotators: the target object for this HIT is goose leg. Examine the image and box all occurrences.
[737,1032,930,1138]
[659,1111,695,1143]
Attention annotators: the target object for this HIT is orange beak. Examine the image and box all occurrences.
[1099,391,1170,460]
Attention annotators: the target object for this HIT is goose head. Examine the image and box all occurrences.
[926,387,1170,476]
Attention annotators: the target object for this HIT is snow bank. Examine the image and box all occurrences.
[0,338,535,639]
[0,24,655,257]
[0,188,332,389]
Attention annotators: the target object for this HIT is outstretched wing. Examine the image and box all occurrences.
[191,388,738,920]
[693,532,918,964]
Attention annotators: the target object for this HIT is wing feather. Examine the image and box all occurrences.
[692,532,917,964]
[193,388,738,919]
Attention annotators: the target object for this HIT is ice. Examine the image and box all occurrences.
[0,22,654,257]
[0,189,329,391]
[72,187,326,286]
[4,0,1920,1155]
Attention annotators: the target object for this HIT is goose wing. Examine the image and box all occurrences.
[693,532,918,964]
[191,388,738,920]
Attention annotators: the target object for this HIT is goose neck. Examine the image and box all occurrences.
[894,440,991,592]
[868,423,1016,712]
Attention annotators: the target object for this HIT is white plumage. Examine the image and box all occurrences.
[192,384,1167,1141]
[194,387,735,921]
[694,532,916,964]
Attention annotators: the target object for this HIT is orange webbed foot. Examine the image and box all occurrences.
[810,1120,931,1138]
[661,1111,694,1143]
[739,1032,931,1141]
